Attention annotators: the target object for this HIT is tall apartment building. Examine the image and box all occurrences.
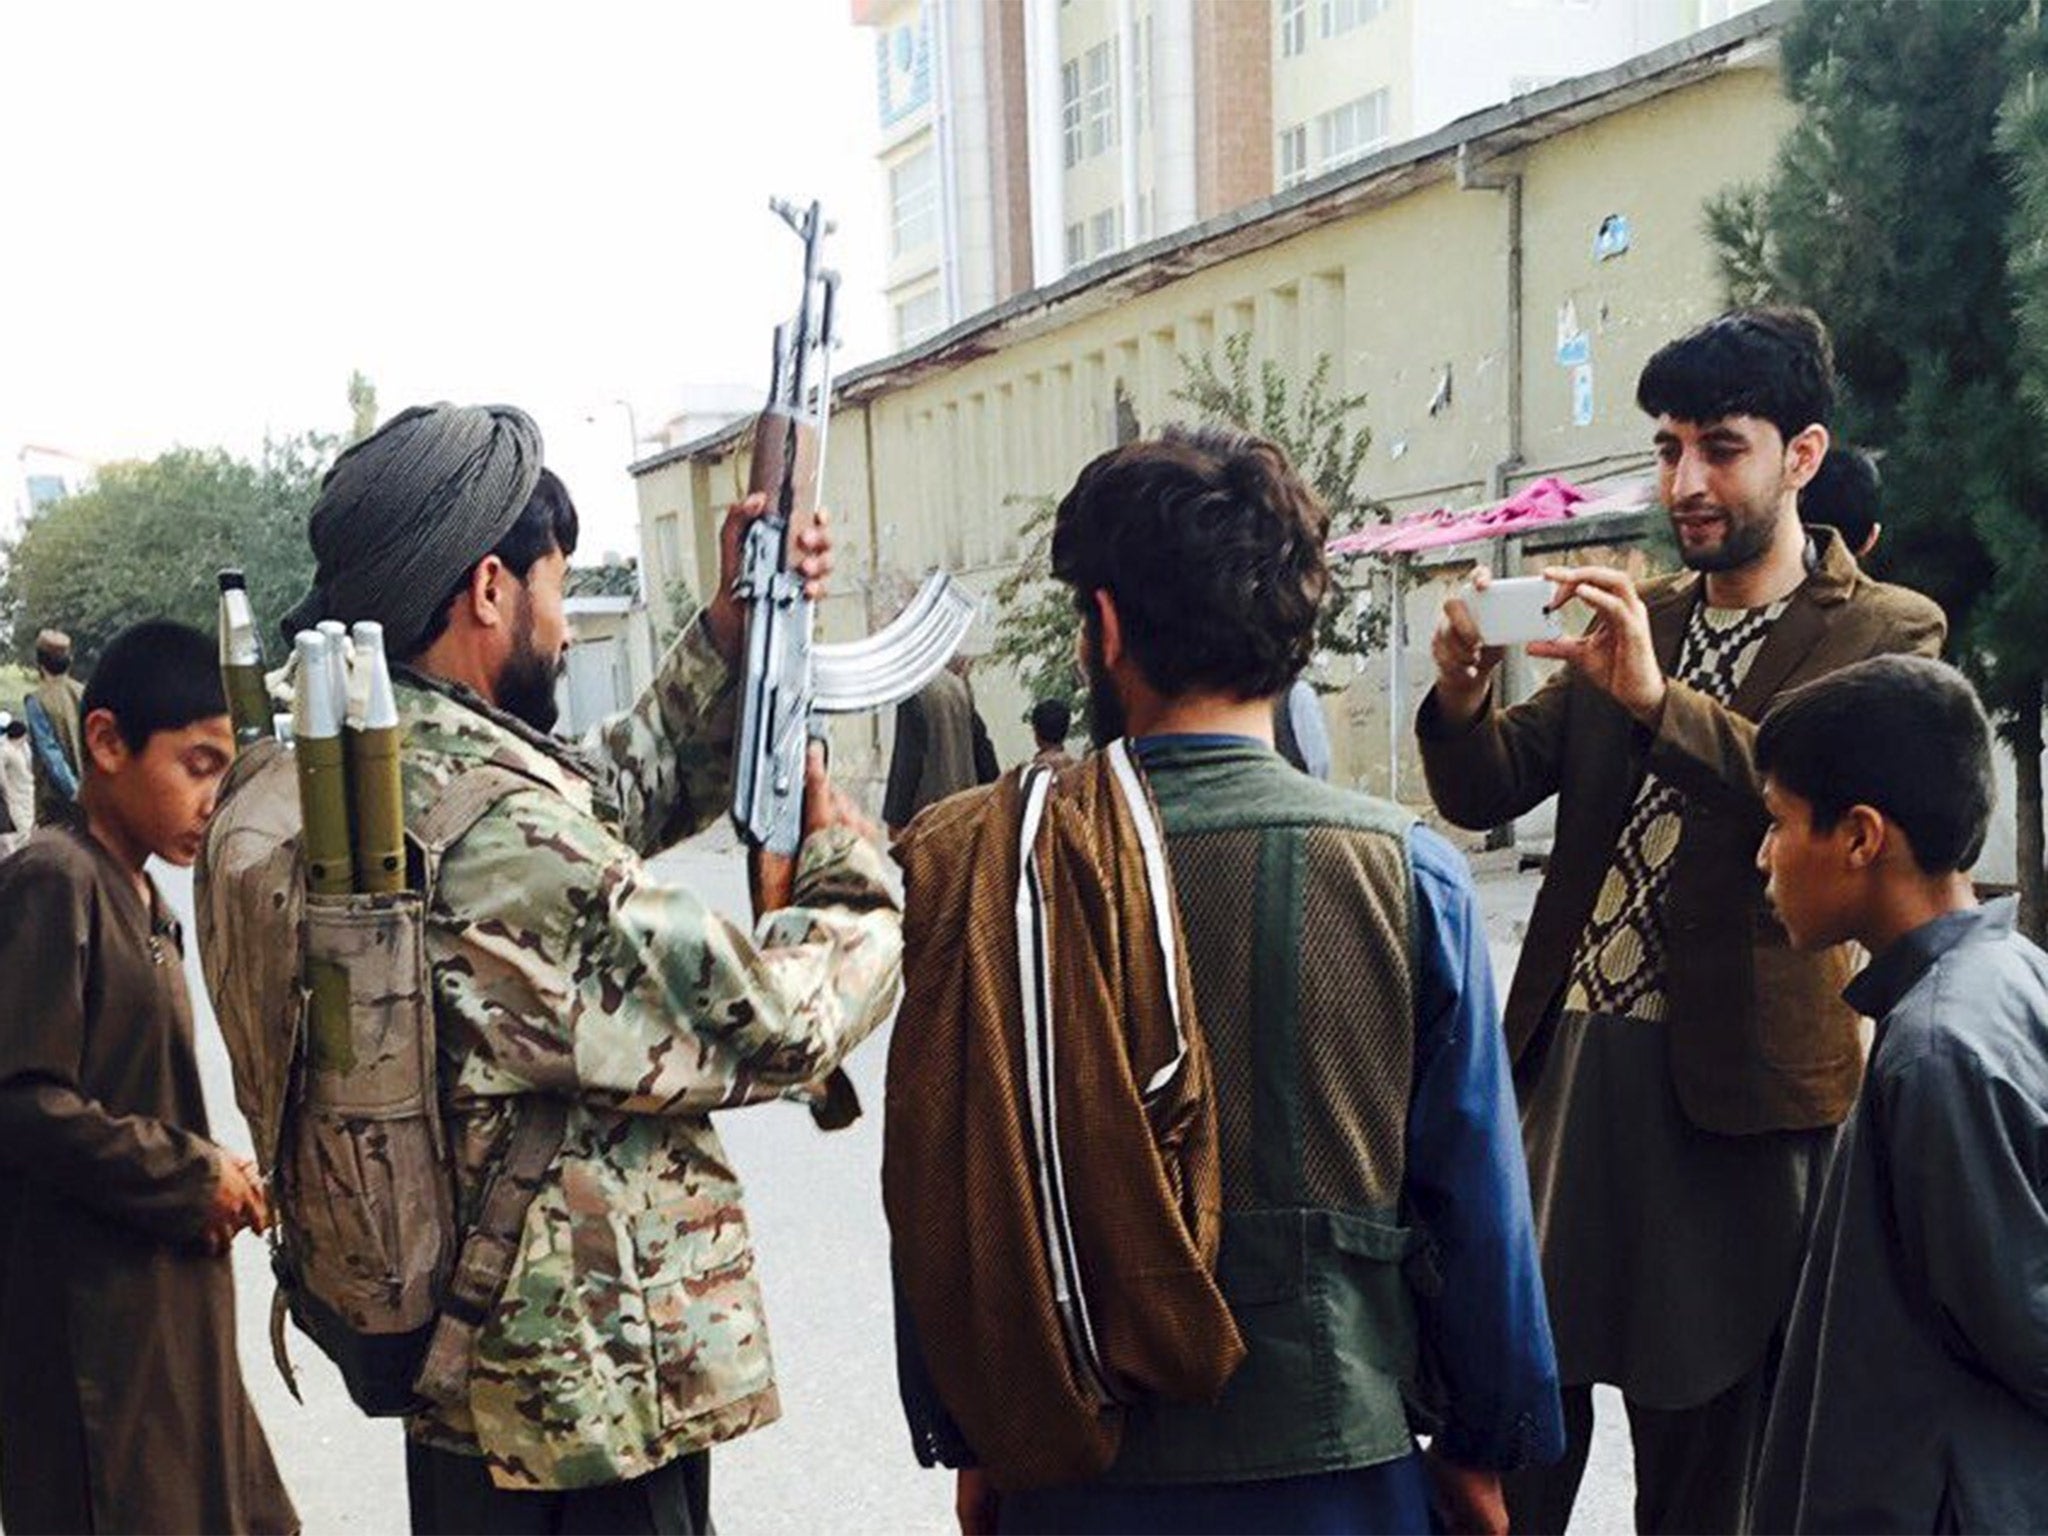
[4,443,92,546]
[856,0,1768,349]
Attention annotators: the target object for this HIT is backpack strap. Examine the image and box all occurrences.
[400,762,575,1411]
[409,762,543,893]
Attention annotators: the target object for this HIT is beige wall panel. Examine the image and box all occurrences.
[1516,65,1794,470]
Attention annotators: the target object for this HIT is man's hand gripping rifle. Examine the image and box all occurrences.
[730,198,977,1120]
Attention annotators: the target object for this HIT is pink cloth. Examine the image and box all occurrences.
[1329,475,1589,558]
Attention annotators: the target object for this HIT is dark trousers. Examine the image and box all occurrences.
[406,1440,713,1536]
[1503,1366,1772,1535]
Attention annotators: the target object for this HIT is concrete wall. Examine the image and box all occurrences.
[637,43,1799,816]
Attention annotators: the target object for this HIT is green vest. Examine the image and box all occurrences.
[1108,741,1423,1483]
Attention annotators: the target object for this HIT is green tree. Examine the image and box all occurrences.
[987,493,1082,720]
[989,336,1390,725]
[1706,0,2048,937]
[0,434,332,673]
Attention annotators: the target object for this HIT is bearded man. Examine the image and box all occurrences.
[1415,308,1946,1533]
[279,403,901,1534]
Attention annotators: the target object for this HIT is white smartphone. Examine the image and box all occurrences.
[1460,576,1564,646]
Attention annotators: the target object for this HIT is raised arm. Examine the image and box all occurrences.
[585,494,837,856]
[1414,573,1573,829]
[431,782,901,1117]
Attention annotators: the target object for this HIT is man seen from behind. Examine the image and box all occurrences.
[932,426,1563,1534]
[25,627,87,829]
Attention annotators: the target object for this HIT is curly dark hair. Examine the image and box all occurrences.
[1049,424,1330,700]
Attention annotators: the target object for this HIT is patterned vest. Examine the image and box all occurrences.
[1565,596,1786,1021]
[1108,741,1424,1482]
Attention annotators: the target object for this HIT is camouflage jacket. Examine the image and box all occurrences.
[396,614,902,1491]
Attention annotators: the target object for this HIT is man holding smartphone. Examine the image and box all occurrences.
[1414,308,1944,1532]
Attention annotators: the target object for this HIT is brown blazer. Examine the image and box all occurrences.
[1417,529,1946,1135]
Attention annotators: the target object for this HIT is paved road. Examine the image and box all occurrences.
[157,839,1633,1533]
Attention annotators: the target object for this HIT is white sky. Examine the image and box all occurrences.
[0,1,885,560]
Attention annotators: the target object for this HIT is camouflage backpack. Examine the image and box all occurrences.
[195,738,567,1417]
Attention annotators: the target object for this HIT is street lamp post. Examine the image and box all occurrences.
[587,398,642,463]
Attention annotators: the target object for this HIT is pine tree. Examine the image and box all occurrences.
[1708,0,2048,936]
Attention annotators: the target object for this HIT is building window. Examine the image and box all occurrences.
[1279,0,1308,57]
[1090,206,1123,257]
[874,14,933,130]
[894,288,944,347]
[1317,89,1388,171]
[1134,16,1152,135]
[25,474,69,513]
[1083,39,1119,159]
[654,515,683,587]
[1278,124,1310,189]
[1319,0,1385,40]
[1065,222,1087,270]
[1061,60,1083,168]
[890,147,937,259]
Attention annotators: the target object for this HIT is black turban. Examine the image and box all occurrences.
[281,403,544,657]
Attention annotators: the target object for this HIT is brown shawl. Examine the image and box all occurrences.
[884,743,1243,1490]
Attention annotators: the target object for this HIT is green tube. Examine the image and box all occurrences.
[347,726,404,894]
[292,632,355,896]
[224,665,273,746]
[346,621,405,895]
[297,732,355,896]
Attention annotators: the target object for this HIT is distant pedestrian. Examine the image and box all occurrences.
[0,620,293,1535]
[24,627,86,830]
[1272,675,1332,779]
[1751,656,2048,1532]
[1798,445,1881,558]
[0,714,31,860]
[883,655,999,834]
[1027,697,1077,771]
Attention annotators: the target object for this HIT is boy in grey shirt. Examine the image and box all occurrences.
[1752,655,2048,1532]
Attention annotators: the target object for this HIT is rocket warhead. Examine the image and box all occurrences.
[292,631,342,741]
[349,621,400,733]
[218,568,273,747]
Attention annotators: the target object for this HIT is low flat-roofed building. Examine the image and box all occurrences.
[636,5,1794,809]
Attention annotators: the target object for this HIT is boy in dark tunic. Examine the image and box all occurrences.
[1751,655,2048,1532]
[0,620,295,1535]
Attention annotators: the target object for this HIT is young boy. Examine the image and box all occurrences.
[1750,654,2048,1532]
[0,619,296,1535]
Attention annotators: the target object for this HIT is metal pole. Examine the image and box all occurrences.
[1387,556,1404,803]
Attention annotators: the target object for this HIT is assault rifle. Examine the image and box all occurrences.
[730,197,978,860]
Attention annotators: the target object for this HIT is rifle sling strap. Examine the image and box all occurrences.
[398,763,575,1411]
